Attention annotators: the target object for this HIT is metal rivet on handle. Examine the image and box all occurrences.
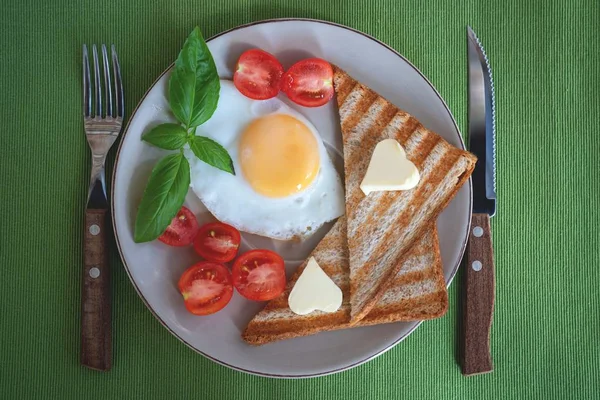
[472,261,482,271]
[473,226,484,237]
[89,267,100,279]
[89,224,100,236]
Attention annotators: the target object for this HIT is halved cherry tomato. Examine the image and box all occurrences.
[193,222,241,263]
[280,58,334,107]
[178,261,233,315]
[232,249,286,301]
[158,206,199,247]
[233,49,284,100]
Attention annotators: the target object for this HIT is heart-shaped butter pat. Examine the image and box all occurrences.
[360,138,420,196]
[288,257,343,315]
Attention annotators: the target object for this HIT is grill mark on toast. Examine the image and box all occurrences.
[340,87,379,134]
[397,253,434,275]
[318,232,340,250]
[377,279,437,303]
[381,111,417,142]
[403,126,434,157]
[337,82,362,134]
[390,267,438,287]
[342,98,397,147]
[393,117,420,144]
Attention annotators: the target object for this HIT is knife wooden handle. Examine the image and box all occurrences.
[81,208,112,371]
[461,213,495,376]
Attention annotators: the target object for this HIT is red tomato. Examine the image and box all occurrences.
[178,261,233,315]
[158,206,199,247]
[193,222,241,263]
[233,49,284,100]
[280,58,334,107]
[232,249,286,301]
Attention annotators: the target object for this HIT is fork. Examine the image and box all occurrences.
[81,44,123,371]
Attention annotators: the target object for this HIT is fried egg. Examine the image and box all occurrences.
[186,80,344,240]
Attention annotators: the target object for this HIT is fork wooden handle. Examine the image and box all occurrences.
[461,213,495,376]
[82,208,112,371]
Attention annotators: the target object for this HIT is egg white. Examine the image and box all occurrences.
[186,80,344,240]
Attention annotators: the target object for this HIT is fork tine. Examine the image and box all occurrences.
[92,45,102,118]
[82,45,91,117]
[101,45,113,118]
[111,45,124,118]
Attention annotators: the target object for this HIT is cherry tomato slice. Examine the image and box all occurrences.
[158,206,199,247]
[178,261,233,315]
[193,222,241,263]
[280,58,334,107]
[232,249,286,301]
[233,49,284,100]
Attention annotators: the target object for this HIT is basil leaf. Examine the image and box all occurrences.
[142,123,188,150]
[134,153,190,243]
[169,27,220,129]
[189,136,235,175]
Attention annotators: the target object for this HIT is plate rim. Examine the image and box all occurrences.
[111,17,472,379]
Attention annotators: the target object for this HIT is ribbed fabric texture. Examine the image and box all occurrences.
[1,0,599,399]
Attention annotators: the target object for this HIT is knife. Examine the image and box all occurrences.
[462,26,497,376]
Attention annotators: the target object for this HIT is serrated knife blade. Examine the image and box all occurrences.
[462,26,497,377]
[467,25,496,216]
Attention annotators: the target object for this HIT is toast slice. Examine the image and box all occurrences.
[333,67,477,322]
[242,217,448,345]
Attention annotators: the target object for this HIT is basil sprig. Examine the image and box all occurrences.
[134,27,234,243]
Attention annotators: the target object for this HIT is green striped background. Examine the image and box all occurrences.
[1,0,598,399]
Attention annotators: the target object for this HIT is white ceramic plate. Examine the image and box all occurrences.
[112,18,472,378]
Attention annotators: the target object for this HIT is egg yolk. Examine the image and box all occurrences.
[239,114,320,198]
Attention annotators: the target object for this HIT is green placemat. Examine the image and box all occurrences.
[1,0,599,399]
